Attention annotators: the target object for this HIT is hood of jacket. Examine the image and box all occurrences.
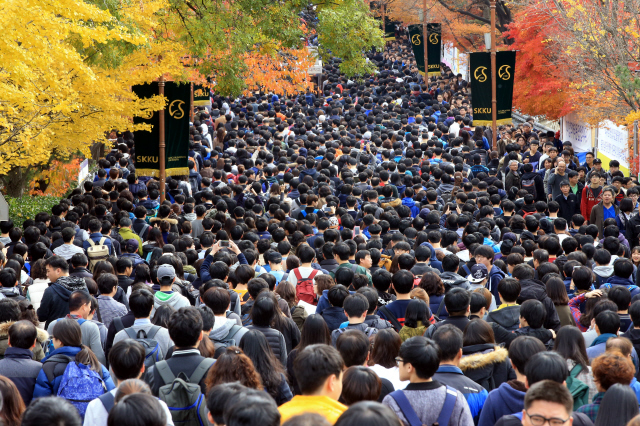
[440,272,470,290]
[209,317,238,339]
[0,287,22,298]
[149,217,178,225]
[439,183,454,192]
[381,197,401,208]
[517,279,548,304]
[490,382,527,413]
[52,276,88,301]
[183,212,197,221]
[593,265,614,278]
[153,291,184,309]
[487,305,520,329]
[401,198,417,208]
[42,345,82,362]
[605,275,636,287]
[459,345,509,371]
[0,321,48,343]
[521,171,540,181]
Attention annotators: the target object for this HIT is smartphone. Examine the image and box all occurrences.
[354,226,360,236]
[323,206,332,213]
[220,241,230,247]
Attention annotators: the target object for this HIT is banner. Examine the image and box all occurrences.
[470,52,492,125]
[193,85,210,106]
[427,23,441,76]
[133,82,191,177]
[496,50,516,125]
[408,25,425,75]
[384,18,397,40]
[469,51,516,126]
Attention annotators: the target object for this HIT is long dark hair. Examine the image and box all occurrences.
[296,314,330,350]
[0,376,25,426]
[404,299,429,328]
[595,383,639,426]
[146,227,165,247]
[239,330,286,400]
[53,318,101,372]
[545,277,570,305]
[553,326,589,370]
[369,328,401,369]
[463,319,495,346]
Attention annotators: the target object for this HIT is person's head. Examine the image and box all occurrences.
[595,310,620,335]
[45,255,70,281]
[444,287,470,316]
[397,336,439,382]
[553,326,589,370]
[205,347,263,391]
[522,381,573,426]
[432,324,463,363]
[206,382,249,426]
[294,344,344,399]
[107,393,167,426]
[340,367,382,406]
[524,351,568,387]
[129,289,154,319]
[168,306,203,349]
[336,329,370,367]
[594,383,640,426]
[463,318,495,346]
[0,375,25,426]
[509,336,546,374]
[223,390,281,426]
[7,320,37,350]
[108,339,146,383]
[250,292,278,326]
[21,397,82,426]
[592,351,635,391]
[519,299,546,329]
[333,401,401,426]
[497,277,520,303]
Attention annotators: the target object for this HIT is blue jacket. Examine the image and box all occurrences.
[321,306,348,332]
[487,265,507,301]
[0,347,42,406]
[82,232,114,255]
[401,198,420,218]
[478,382,526,426]
[601,276,640,298]
[316,289,355,315]
[33,346,115,399]
[433,365,488,422]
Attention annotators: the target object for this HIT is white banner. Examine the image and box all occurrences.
[598,120,629,169]
[561,112,592,153]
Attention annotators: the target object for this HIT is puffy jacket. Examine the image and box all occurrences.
[486,305,520,331]
[33,346,115,399]
[246,325,287,366]
[517,279,561,331]
[459,344,515,391]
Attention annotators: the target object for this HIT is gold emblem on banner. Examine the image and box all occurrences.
[429,33,439,44]
[474,66,488,82]
[168,100,185,119]
[498,65,511,80]
[411,34,422,45]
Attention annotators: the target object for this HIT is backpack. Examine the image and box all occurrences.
[378,305,402,332]
[566,364,589,410]
[156,358,215,426]
[124,326,163,368]
[334,326,376,339]
[44,354,107,419]
[389,385,458,426]
[87,237,109,273]
[522,210,536,219]
[211,324,243,350]
[136,223,150,239]
[521,178,537,199]
[293,268,318,304]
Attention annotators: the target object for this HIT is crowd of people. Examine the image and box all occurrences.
[0,26,639,426]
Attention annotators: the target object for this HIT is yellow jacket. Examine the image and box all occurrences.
[278,395,347,424]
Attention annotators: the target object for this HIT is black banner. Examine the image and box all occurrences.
[470,52,492,125]
[384,18,397,40]
[469,51,516,126]
[193,85,210,106]
[496,51,516,125]
[408,25,425,76]
[427,23,441,76]
[133,82,190,177]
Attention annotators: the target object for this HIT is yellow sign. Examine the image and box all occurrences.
[429,33,439,44]
[168,100,185,119]
[498,65,511,80]
[474,66,488,83]
[411,34,422,45]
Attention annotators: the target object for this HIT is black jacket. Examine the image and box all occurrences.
[486,305,520,331]
[459,344,516,391]
[513,326,554,349]
[521,171,545,202]
[321,306,348,332]
[246,325,288,366]
[555,193,579,224]
[36,276,88,329]
[518,279,561,331]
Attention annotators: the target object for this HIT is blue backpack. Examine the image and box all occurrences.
[389,385,458,426]
[44,354,107,419]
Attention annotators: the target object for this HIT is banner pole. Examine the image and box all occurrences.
[190,83,194,123]
[423,0,428,83]
[490,0,497,151]
[159,76,166,203]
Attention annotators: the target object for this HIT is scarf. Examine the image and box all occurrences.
[590,333,617,347]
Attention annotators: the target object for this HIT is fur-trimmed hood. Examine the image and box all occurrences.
[459,345,509,371]
[149,217,178,225]
[0,321,49,343]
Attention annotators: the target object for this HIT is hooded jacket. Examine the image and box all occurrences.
[517,279,561,331]
[513,326,554,348]
[401,197,420,218]
[486,305,520,331]
[478,381,527,426]
[0,321,48,361]
[520,171,545,202]
[209,317,248,345]
[601,276,640,298]
[459,344,515,391]
[593,264,614,288]
[152,291,191,316]
[118,227,144,255]
[581,185,603,221]
[321,306,348,332]
[36,276,88,329]
[440,272,471,291]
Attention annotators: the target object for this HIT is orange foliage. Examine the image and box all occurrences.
[29,159,82,197]
[242,48,314,96]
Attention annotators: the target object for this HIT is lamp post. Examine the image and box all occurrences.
[423,0,428,81]
[490,0,497,150]
[158,76,166,203]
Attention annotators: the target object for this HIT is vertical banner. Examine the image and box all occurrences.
[469,52,492,125]
[427,23,441,76]
[496,50,516,125]
[384,17,396,40]
[408,25,425,75]
[133,82,191,177]
[193,85,210,106]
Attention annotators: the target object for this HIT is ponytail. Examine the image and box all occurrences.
[75,344,102,372]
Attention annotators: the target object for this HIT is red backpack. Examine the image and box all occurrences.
[293,268,318,305]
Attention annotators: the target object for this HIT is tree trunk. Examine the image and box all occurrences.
[2,166,27,198]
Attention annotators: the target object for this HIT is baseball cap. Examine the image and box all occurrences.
[594,158,602,164]
[125,239,139,252]
[157,264,176,285]
[468,264,488,283]
[328,217,339,227]
[364,131,372,140]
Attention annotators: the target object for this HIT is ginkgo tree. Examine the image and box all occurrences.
[0,0,185,196]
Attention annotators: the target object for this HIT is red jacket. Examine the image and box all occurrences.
[581,185,602,222]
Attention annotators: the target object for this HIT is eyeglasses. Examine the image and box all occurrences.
[395,357,404,366]
[525,411,570,426]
